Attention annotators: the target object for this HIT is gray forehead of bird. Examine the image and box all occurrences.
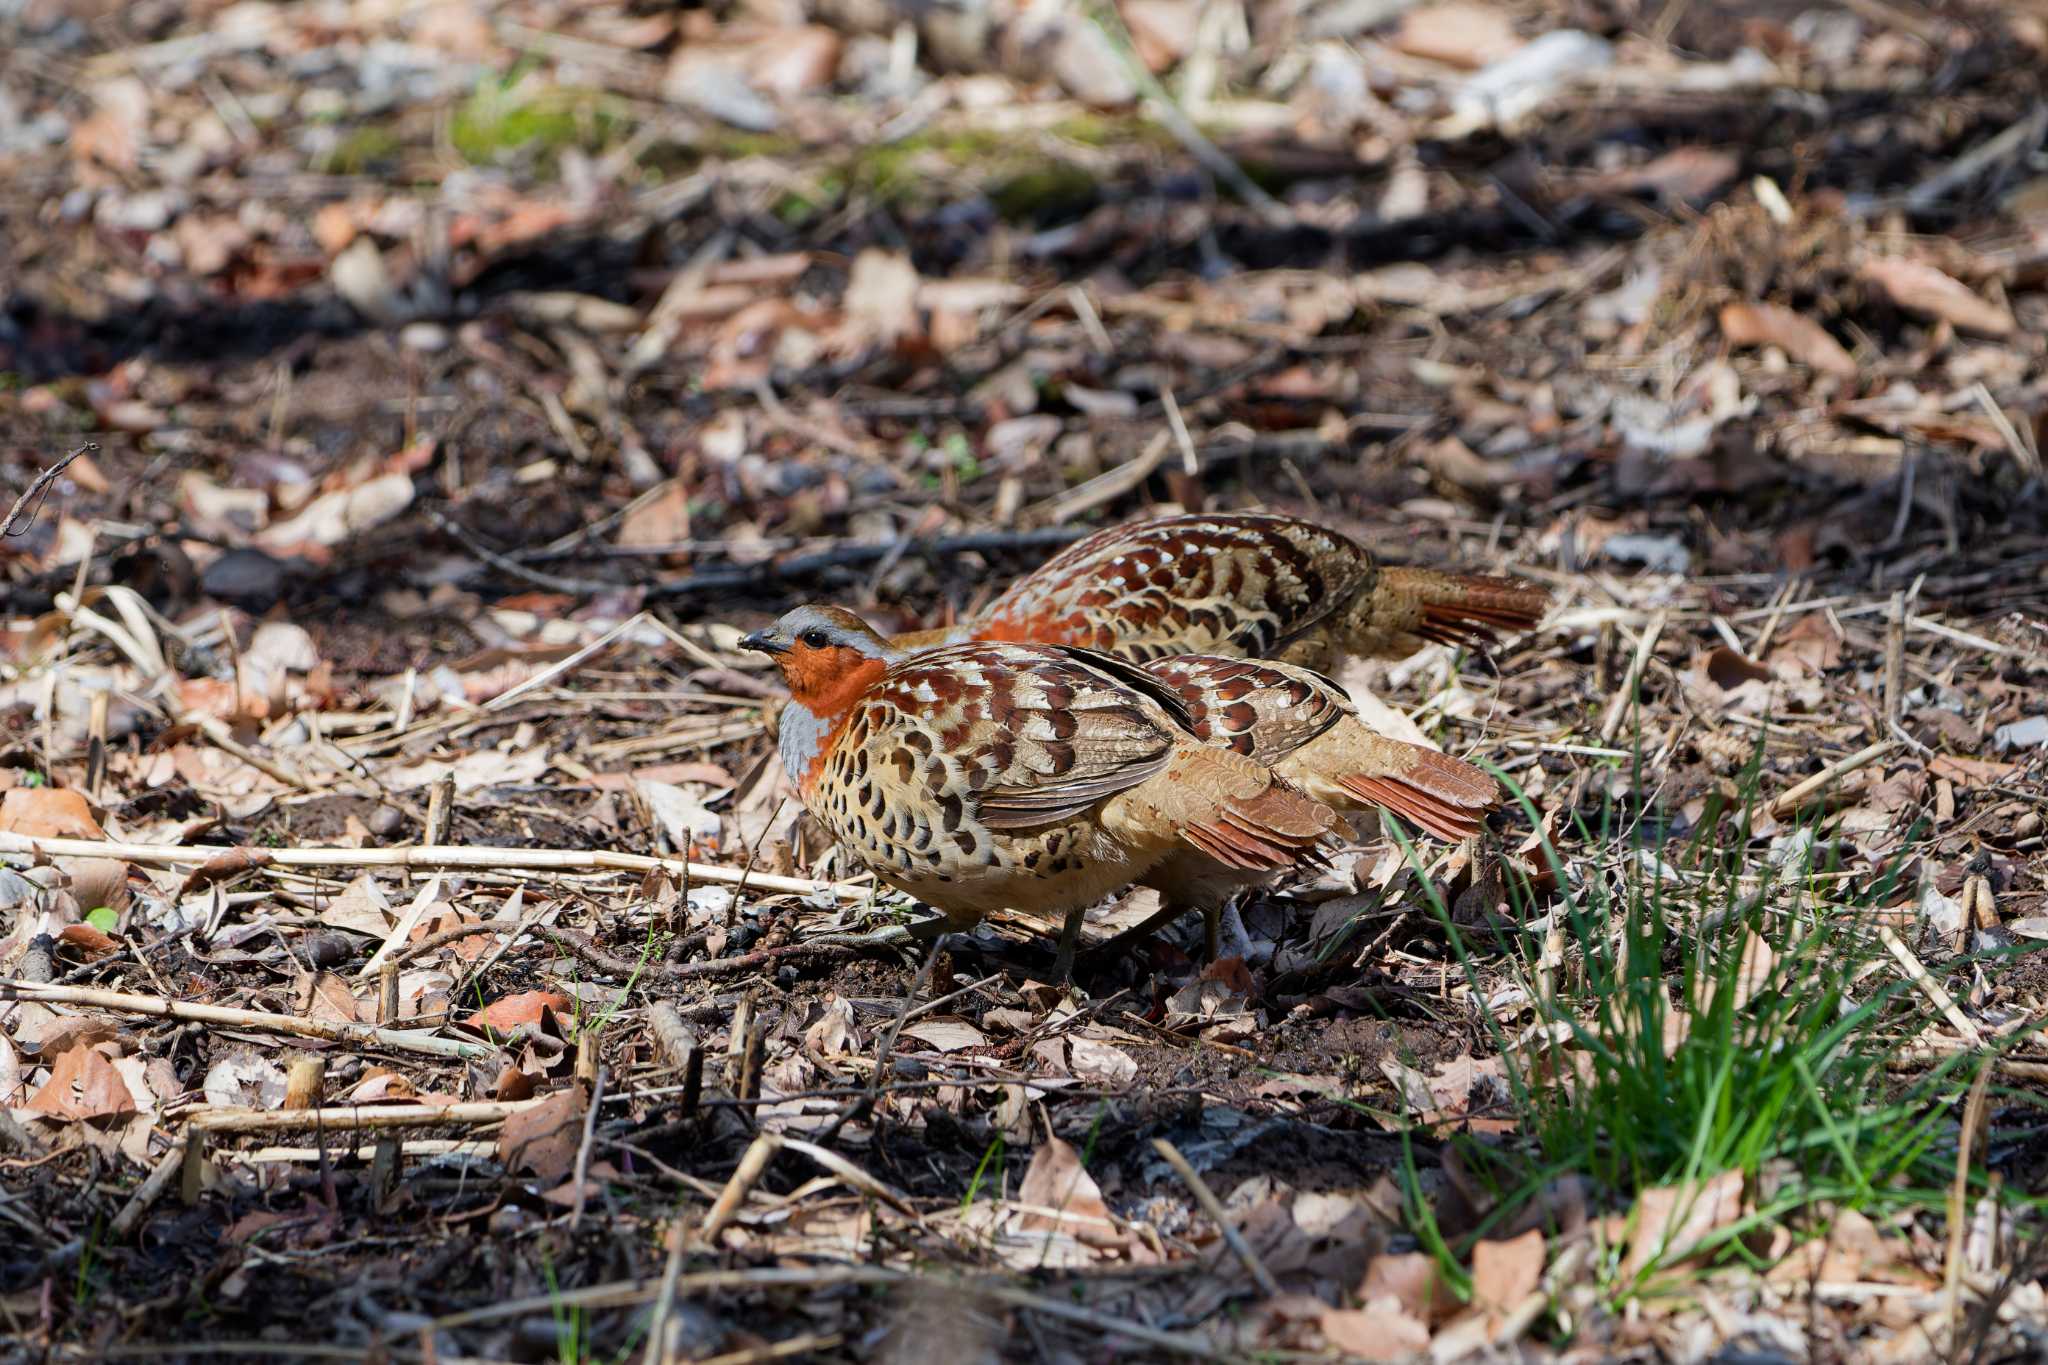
[772,605,892,657]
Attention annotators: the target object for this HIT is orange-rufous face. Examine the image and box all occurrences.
[773,640,889,719]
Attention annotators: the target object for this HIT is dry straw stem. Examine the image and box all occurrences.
[1152,1137,1280,1298]
[0,831,868,900]
[1,981,497,1061]
[1598,610,1667,744]
[185,1100,548,1135]
[1877,926,1985,1046]
[1765,738,1898,820]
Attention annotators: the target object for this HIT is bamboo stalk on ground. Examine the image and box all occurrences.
[0,831,869,900]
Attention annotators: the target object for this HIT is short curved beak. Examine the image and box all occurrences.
[741,629,786,656]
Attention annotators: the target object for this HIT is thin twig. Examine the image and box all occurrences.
[3,443,93,537]
[1150,1138,1280,1298]
[0,832,868,900]
[2,981,496,1060]
[699,1133,780,1242]
[1767,739,1898,820]
[1877,926,1984,1047]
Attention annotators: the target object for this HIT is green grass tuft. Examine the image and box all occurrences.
[1387,735,2041,1300]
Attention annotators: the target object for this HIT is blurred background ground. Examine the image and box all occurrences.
[2,0,2047,1360]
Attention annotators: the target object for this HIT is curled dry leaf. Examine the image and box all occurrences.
[0,787,105,839]
[1015,1135,1118,1245]
[1859,257,2014,335]
[1469,1227,1544,1314]
[178,849,274,897]
[55,923,121,957]
[461,990,573,1035]
[498,1086,586,1182]
[27,1045,137,1121]
[1719,302,1858,378]
[1621,1168,1746,1280]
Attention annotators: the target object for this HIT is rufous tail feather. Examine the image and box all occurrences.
[1355,567,1550,655]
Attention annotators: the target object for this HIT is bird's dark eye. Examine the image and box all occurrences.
[800,628,830,649]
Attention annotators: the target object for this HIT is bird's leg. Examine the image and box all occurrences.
[1079,900,1190,967]
[1051,904,1086,984]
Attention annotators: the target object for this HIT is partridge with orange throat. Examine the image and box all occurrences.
[893,512,1550,670]
[742,605,1337,977]
[1118,653,1499,958]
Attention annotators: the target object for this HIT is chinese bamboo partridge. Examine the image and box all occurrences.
[741,605,1337,977]
[893,512,1549,670]
[1121,653,1499,958]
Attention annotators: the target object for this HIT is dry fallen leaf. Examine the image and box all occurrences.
[461,990,573,1035]
[1469,1227,1544,1316]
[1860,257,2014,335]
[498,1086,587,1181]
[1320,1304,1432,1360]
[1622,1168,1746,1279]
[256,471,415,551]
[1015,1136,1118,1244]
[203,1052,289,1110]
[55,923,121,957]
[0,787,106,839]
[840,248,922,352]
[1719,302,1858,378]
[27,1045,136,1121]
[1392,3,1524,68]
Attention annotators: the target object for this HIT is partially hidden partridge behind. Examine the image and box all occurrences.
[741,605,1336,976]
[893,512,1550,670]
[1122,653,1500,958]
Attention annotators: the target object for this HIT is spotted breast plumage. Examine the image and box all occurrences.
[892,512,1550,669]
[741,604,1337,976]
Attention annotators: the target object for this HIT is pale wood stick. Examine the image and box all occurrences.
[1151,1137,1279,1298]
[0,831,868,899]
[699,1133,779,1242]
[186,1100,546,1135]
[1598,610,1666,744]
[112,1138,188,1237]
[1,981,496,1060]
[283,1056,325,1110]
[238,1139,490,1163]
[1877,927,1985,1046]
[1766,739,1897,819]
[1944,1061,1995,1332]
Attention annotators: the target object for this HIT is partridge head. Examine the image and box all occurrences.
[744,604,1337,974]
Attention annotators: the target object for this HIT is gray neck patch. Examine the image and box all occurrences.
[779,701,829,786]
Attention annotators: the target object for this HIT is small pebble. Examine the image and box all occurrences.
[367,805,406,838]
[298,931,356,969]
[399,321,448,353]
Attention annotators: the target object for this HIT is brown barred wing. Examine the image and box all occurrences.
[859,643,1182,833]
[1140,655,1351,763]
[967,513,1377,660]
